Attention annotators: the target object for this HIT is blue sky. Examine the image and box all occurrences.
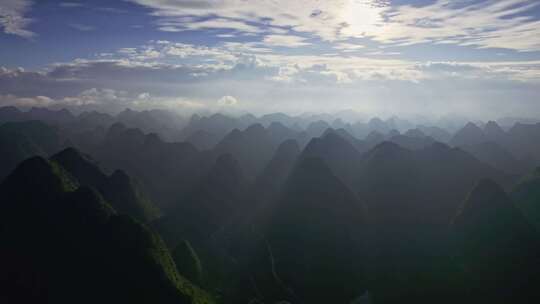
[1,0,540,119]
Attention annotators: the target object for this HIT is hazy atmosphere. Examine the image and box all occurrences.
[3,1,540,304]
[1,0,540,118]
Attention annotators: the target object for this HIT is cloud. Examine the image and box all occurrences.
[263,35,311,48]
[127,0,540,52]
[0,88,207,113]
[374,0,540,51]
[127,0,386,41]
[2,37,540,118]
[333,42,366,52]
[2,40,540,101]
[0,94,55,107]
[0,0,35,38]
[158,17,264,34]
[217,95,238,106]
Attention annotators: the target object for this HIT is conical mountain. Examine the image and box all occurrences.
[0,156,78,208]
[94,123,207,209]
[357,141,419,228]
[322,127,366,152]
[102,169,160,222]
[484,121,507,143]
[267,121,298,144]
[253,139,301,205]
[358,141,510,227]
[506,122,540,164]
[301,130,362,187]
[452,179,540,303]
[357,142,513,303]
[453,180,535,244]
[368,117,390,133]
[213,123,285,180]
[51,147,159,222]
[0,156,214,304]
[450,122,487,147]
[252,157,367,304]
[365,130,385,144]
[180,113,246,149]
[158,153,248,245]
[51,147,108,187]
[305,120,331,138]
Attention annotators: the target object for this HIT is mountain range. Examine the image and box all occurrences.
[1,106,540,303]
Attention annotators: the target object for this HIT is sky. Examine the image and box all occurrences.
[1,0,540,119]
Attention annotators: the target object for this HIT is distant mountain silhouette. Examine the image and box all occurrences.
[116,108,187,142]
[26,107,75,123]
[302,130,362,187]
[3,107,540,303]
[94,123,210,209]
[0,120,63,180]
[388,133,436,150]
[450,122,487,147]
[0,106,76,124]
[185,129,218,150]
[418,125,452,143]
[460,141,526,174]
[483,121,507,144]
[364,130,385,147]
[267,121,299,144]
[181,113,249,149]
[368,117,391,134]
[386,128,400,138]
[213,123,298,180]
[305,120,331,138]
[404,128,426,138]
[322,127,366,152]
[506,122,540,165]
[259,112,296,127]
[253,139,301,207]
[77,110,116,128]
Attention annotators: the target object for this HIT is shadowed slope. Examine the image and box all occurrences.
[0,156,214,304]
[251,157,367,304]
[51,147,160,222]
[452,179,540,303]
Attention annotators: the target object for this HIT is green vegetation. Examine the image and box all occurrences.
[0,156,215,304]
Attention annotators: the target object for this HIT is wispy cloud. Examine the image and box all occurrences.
[127,0,540,52]
[0,0,35,38]
[263,35,311,48]
[376,0,540,51]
